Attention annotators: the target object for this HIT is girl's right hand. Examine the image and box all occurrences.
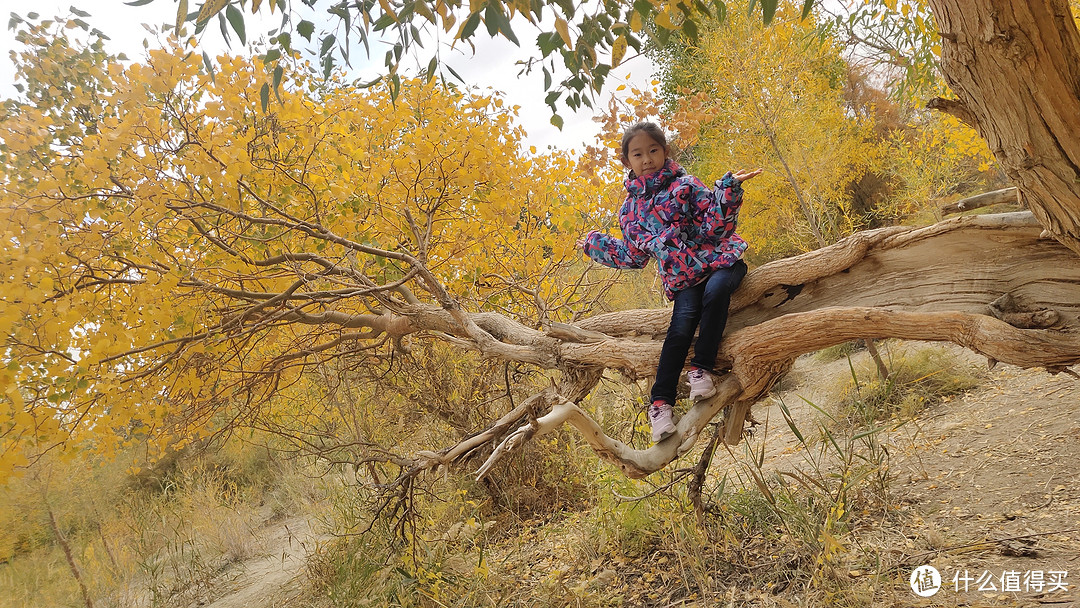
[575,237,587,250]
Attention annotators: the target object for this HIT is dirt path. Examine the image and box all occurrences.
[757,343,1080,606]
[886,361,1080,606]
[201,515,322,608]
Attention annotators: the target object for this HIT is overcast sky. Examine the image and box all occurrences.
[0,0,658,152]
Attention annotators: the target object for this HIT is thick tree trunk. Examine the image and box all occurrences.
[927,0,1080,255]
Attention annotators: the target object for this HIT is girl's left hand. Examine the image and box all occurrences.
[733,168,764,183]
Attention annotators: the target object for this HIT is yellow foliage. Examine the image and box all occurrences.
[887,111,997,215]
[661,3,885,259]
[0,24,607,481]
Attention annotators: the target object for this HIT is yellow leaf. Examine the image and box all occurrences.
[611,35,627,67]
[175,0,189,33]
[251,0,263,14]
[196,0,229,23]
[555,17,572,48]
[655,10,675,30]
[379,0,399,20]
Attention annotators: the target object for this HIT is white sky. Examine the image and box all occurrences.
[0,0,659,152]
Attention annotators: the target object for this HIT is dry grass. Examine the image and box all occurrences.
[831,342,982,427]
[0,441,322,608]
[1,342,990,608]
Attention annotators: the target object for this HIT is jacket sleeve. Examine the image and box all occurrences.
[621,180,695,256]
[698,172,743,240]
[581,230,650,269]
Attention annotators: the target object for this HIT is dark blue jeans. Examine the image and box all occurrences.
[650,260,747,405]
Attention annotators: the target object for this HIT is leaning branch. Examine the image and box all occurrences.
[939,188,1019,216]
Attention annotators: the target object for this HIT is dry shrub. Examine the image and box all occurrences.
[833,343,981,426]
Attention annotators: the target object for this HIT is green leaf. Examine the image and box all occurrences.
[760,0,777,24]
[202,51,215,82]
[484,4,499,37]
[801,0,815,19]
[217,12,231,45]
[492,7,519,45]
[550,114,564,129]
[537,31,562,57]
[319,34,335,56]
[264,48,281,63]
[460,12,480,39]
[297,19,314,41]
[69,6,91,18]
[124,0,155,6]
[390,73,401,100]
[778,400,805,443]
[272,65,283,95]
[225,4,246,45]
[445,63,465,84]
[425,55,437,81]
[259,82,269,112]
[681,18,698,40]
[321,52,333,79]
[373,14,395,31]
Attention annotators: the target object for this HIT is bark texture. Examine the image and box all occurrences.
[927,0,1080,254]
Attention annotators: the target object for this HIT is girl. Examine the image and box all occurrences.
[578,122,762,443]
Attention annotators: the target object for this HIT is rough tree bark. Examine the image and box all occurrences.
[927,0,1080,254]
[406,212,1080,479]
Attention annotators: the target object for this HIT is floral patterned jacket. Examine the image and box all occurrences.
[581,159,747,300]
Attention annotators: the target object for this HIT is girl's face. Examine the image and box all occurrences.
[622,132,668,178]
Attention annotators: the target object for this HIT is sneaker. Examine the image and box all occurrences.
[687,368,716,401]
[648,401,676,442]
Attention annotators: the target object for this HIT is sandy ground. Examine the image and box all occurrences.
[184,342,1078,607]
[754,343,1080,607]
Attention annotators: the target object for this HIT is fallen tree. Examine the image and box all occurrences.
[402,211,1080,480]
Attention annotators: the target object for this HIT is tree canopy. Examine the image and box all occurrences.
[0,21,622,478]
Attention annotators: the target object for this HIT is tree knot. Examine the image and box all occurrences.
[988,293,1060,329]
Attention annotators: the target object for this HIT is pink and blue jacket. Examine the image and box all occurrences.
[581,159,747,301]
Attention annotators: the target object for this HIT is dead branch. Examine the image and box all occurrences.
[939,188,1019,216]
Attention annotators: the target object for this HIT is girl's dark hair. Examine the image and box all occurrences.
[620,122,667,158]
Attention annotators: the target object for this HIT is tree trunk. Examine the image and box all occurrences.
[759,116,828,247]
[47,504,95,608]
[927,0,1080,255]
